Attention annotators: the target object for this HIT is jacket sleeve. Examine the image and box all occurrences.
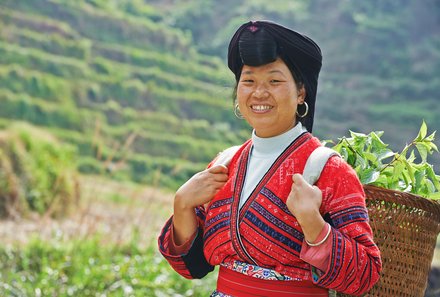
[312,156,382,296]
[157,206,214,279]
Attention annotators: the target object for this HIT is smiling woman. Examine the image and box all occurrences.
[237,58,304,138]
[158,20,382,297]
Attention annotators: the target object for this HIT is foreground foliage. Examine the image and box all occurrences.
[0,234,217,297]
[331,122,440,199]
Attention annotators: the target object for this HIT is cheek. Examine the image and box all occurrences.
[236,86,252,102]
[278,92,299,117]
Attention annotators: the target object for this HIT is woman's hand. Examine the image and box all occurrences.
[286,173,326,243]
[174,164,229,210]
[173,165,229,245]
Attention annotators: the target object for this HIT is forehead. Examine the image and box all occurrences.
[241,58,291,75]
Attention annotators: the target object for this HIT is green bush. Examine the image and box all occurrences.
[0,235,217,296]
[0,123,80,218]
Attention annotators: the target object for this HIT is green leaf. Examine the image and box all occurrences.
[415,120,427,141]
[392,160,405,183]
[364,152,381,166]
[339,147,349,161]
[402,158,416,186]
[414,169,426,193]
[426,133,438,152]
[425,179,436,193]
[415,143,428,162]
[370,131,387,148]
[425,131,436,142]
[355,155,368,169]
[376,150,395,164]
[426,166,440,191]
[407,150,416,163]
[373,174,389,188]
[427,191,440,200]
[350,131,367,138]
[359,168,380,184]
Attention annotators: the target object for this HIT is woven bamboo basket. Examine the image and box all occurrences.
[339,185,440,297]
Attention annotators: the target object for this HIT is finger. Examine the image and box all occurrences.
[208,164,229,174]
[208,181,227,194]
[312,185,323,197]
[214,173,229,182]
[312,185,320,191]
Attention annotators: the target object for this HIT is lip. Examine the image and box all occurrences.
[250,104,274,114]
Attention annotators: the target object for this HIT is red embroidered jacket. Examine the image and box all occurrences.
[158,133,382,295]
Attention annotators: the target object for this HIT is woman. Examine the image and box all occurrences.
[158,20,382,296]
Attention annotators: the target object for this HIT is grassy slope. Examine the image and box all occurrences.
[0,0,249,190]
[0,175,219,296]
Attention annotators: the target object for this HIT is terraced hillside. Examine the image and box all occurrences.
[0,0,248,189]
[1,0,439,190]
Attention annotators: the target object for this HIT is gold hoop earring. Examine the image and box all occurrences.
[234,104,244,119]
[296,102,309,118]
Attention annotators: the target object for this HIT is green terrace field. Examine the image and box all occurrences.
[0,0,249,190]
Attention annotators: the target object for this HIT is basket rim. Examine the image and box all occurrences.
[363,184,440,219]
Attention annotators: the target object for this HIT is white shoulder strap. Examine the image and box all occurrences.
[303,147,340,185]
[212,145,241,167]
[212,145,339,186]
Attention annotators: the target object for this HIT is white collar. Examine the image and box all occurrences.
[251,123,307,157]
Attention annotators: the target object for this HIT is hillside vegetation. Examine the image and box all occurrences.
[0,123,79,218]
[0,0,250,189]
[0,0,439,190]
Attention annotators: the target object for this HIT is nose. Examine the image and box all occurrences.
[253,86,269,98]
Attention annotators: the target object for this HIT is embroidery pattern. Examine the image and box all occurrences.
[222,260,293,280]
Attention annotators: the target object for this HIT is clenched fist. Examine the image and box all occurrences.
[286,173,326,243]
[175,164,229,210]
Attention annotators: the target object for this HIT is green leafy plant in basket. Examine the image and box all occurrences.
[328,121,440,200]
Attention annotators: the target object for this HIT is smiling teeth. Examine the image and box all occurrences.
[252,105,272,111]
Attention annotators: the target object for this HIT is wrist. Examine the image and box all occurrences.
[174,192,195,211]
[305,223,331,246]
[296,210,323,227]
[298,213,326,243]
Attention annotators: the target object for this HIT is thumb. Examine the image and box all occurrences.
[292,173,305,185]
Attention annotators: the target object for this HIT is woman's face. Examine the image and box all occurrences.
[237,58,305,138]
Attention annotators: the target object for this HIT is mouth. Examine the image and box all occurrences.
[251,105,273,113]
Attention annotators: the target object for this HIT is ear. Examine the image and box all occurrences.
[297,86,306,104]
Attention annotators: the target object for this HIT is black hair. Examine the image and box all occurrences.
[232,27,304,101]
[238,27,278,67]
